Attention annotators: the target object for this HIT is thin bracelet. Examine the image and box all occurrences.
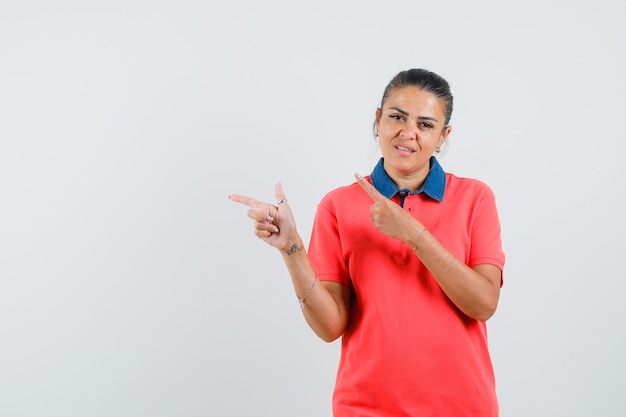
[296,275,317,309]
[412,227,427,254]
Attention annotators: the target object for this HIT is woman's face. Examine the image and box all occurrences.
[375,86,451,181]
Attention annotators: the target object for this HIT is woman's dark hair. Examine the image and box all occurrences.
[378,68,454,126]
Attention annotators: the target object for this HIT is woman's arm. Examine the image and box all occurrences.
[355,175,501,321]
[229,182,351,341]
[280,234,351,342]
[410,230,501,321]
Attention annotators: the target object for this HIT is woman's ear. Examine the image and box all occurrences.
[439,125,452,147]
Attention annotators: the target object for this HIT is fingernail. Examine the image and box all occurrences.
[354,173,362,180]
[274,227,280,233]
[265,216,274,223]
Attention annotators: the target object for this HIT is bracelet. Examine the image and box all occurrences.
[296,275,317,309]
[412,227,427,254]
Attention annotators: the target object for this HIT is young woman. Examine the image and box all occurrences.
[230,68,505,416]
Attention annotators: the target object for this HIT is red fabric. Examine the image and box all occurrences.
[308,174,505,417]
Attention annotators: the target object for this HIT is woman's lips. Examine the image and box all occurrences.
[395,145,415,155]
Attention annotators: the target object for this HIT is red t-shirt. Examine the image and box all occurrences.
[308,173,505,417]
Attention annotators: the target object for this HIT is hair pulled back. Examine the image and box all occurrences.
[378,69,454,126]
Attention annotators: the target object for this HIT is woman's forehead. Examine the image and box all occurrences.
[383,87,445,113]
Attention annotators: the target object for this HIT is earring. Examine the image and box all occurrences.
[435,148,441,153]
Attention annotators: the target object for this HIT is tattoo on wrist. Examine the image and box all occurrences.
[286,243,302,256]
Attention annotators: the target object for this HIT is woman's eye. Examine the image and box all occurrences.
[419,122,433,129]
[388,114,404,121]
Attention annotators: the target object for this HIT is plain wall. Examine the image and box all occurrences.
[1,1,625,416]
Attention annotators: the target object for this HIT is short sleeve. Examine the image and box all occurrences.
[307,197,351,286]
[468,185,506,282]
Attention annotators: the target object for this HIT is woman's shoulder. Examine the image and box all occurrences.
[445,172,496,199]
[318,178,371,208]
[320,181,362,201]
[446,172,493,188]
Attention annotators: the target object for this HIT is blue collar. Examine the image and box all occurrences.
[370,157,446,203]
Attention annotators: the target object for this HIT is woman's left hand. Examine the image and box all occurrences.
[354,173,421,244]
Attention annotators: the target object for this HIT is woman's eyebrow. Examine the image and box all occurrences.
[389,107,439,122]
[389,107,409,116]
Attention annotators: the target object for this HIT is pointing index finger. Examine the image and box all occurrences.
[354,173,385,202]
[228,194,263,208]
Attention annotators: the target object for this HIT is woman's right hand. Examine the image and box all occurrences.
[229,182,298,252]
[231,182,351,341]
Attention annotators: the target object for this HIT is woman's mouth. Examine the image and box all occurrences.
[395,145,415,155]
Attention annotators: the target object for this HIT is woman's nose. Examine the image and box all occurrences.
[400,122,418,139]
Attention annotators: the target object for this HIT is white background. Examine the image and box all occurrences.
[1,1,625,416]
